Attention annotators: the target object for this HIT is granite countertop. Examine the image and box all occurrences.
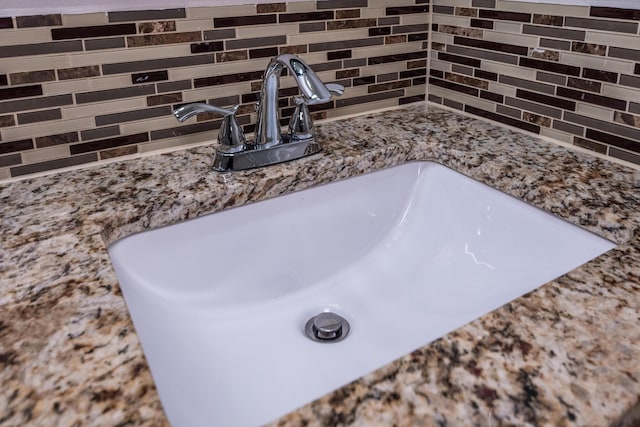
[1,103,639,426]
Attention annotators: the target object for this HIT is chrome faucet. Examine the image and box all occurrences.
[173,54,344,172]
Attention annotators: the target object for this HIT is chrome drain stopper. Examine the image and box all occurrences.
[305,312,350,343]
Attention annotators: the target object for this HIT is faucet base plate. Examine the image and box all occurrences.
[213,137,321,172]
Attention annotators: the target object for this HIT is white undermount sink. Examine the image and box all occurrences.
[108,161,615,427]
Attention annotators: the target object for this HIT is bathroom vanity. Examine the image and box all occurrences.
[1,103,639,426]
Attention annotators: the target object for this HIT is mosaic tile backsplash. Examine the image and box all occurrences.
[0,0,428,180]
[429,0,640,167]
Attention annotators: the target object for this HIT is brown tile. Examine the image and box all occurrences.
[439,25,483,38]
[0,115,15,127]
[70,132,149,155]
[335,89,405,108]
[557,87,626,110]
[75,85,155,104]
[57,65,101,80]
[310,37,383,52]
[480,90,504,103]
[127,31,201,47]
[204,29,236,40]
[317,0,367,9]
[386,6,429,15]
[454,36,528,56]
[438,52,481,68]
[378,72,399,82]
[215,15,277,27]
[472,0,496,7]
[300,22,326,32]
[158,80,191,93]
[445,72,489,89]
[280,11,334,23]
[519,57,580,76]
[610,147,640,165]
[431,42,446,51]
[215,50,249,62]
[0,40,83,58]
[635,63,640,75]
[573,136,608,154]
[279,45,308,55]
[108,9,186,22]
[523,112,552,127]
[582,68,618,83]
[9,70,56,85]
[100,145,138,159]
[0,74,6,86]
[529,48,559,61]
[0,139,34,155]
[434,5,454,15]
[430,77,479,96]
[0,18,13,29]
[370,27,391,36]
[17,108,61,124]
[195,70,263,88]
[250,47,279,59]
[138,21,176,33]
[131,70,168,85]
[571,42,607,56]
[0,85,43,100]
[257,3,286,13]
[471,19,493,29]
[379,17,400,26]
[147,92,182,106]
[150,120,225,140]
[369,50,428,65]
[52,23,137,40]
[35,131,79,148]
[533,15,563,26]
[474,69,498,81]
[539,39,571,50]
[16,14,62,28]
[191,41,224,54]
[353,76,375,86]
[567,77,602,93]
[385,35,407,44]
[327,18,376,30]
[500,75,555,94]
[10,153,97,177]
[409,33,428,42]
[464,105,541,133]
[479,10,531,22]
[336,10,360,19]
[564,111,640,141]
[96,105,171,126]
[586,128,639,153]
[565,16,638,34]
[337,69,359,79]
[590,7,640,20]
[408,59,428,69]
[328,50,351,60]
[400,94,426,104]
[614,111,640,128]
[608,46,640,61]
[455,7,478,17]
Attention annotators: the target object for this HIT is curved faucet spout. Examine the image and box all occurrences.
[255,54,333,147]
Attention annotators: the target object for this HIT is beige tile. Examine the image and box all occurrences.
[601,83,640,101]
[431,31,454,45]
[430,59,452,72]
[236,23,298,38]
[61,12,108,27]
[0,28,51,46]
[492,21,524,35]
[433,0,471,6]
[0,168,10,181]
[87,75,132,90]
[2,117,93,140]
[360,8,386,19]
[399,13,429,26]
[188,5,255,19]
[559,52,633,74]
[332,98,400,117]
[120,116,177,135]
[350,42,426,60]
[139,132,215,153]
[180,82,253,102]
[289,28,370,45]
[487,82,517,97]
[370,0,417,6]
[42,79,91,96]
[176,18,214,32]
[1,54,70,74]
[360,62,412,77]
[585,32,640,50]
[485,29,537,47]
[21,145,70,164]
[497,1,589,17]
[483,61,536,80]
[540,126,573,143]
[62,98,146,120]
[432,14,471,28]
[405,85,428,97]
[576,103,614,121]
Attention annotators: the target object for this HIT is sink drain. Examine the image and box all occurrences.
[305,312,350,343]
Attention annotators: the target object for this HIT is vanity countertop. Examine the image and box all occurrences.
[1,103,639,426]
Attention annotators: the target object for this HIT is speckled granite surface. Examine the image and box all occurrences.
[1,103,639,426]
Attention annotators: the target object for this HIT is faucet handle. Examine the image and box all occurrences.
[217,105,247,153]
[288,96,314,141]
[325,83,345,96]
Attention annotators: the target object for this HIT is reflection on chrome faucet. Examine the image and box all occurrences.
[172,54,344,172]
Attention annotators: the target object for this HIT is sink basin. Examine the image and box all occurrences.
[108,161,615,427]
